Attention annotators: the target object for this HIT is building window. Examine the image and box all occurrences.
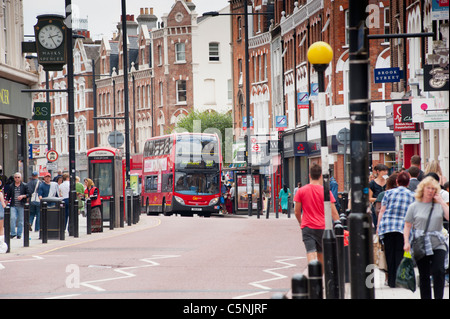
[158,45,162,65]
[159,82,164,107]
[237,17,242,40]
[176,80,187,104]
[238,59,243,86]
[74,51,81,73]
[345,10,350,46]
[253,56,257,82]
[384,7,390,43]
[175,42,185,62]
[209,42,219,61]
[228,79,232,101]
[264,54,268,80]
[258,55,262,82]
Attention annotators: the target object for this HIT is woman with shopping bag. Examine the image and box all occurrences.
[403,176,449,299]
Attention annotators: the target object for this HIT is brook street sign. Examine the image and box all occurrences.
[374,67,403,83]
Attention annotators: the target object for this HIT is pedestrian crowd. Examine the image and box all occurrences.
[372,156,449,299]
[0,169,102,254]
[291,155,448,299]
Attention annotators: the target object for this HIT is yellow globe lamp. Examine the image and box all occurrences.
[307,41,333,66]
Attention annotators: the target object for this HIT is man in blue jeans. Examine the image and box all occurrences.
[5,172,29,239]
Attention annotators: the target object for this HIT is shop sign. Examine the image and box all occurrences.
[411,98,436,123]
[401,131,420,144]
[294,142,310,156]
[394,104,416,131]
[423,112,449,129]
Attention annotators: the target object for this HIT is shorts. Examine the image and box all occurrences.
[302,227,324,253]
[0,207,4,220]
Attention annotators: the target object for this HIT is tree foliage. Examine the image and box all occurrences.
[171,111,233,164]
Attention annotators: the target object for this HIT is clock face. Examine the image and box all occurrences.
[38,24,64,49]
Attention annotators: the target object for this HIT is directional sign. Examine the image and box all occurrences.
[374,67,402,83]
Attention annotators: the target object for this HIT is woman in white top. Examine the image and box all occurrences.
[58,173,70,230]
[404,177,449,299]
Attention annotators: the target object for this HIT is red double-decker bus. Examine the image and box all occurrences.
[142,132,222,217]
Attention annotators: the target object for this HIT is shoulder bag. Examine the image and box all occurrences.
[31,180,40,202]
[411,201,434,261]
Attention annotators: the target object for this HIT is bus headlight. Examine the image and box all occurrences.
[174,196,185,205]
[209,197,219,206]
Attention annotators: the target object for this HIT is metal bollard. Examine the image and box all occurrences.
[287,198,291,218]
[127,194,132,226]
[275,197,279,219]
[41,202,48,244]
[133,195,138,224]
[24,203,30,247]
[257,198,260,219]
[99,199,104,232]
[323,228,340,299]
[109,196,115,230]
[74,200,79,238]
[292,273,309,299]
[271,293,288,299]
[348,212,375,299]
[308,260,323,299]
[340,213,347,229]
[4,206,11,253]
[119,195,124,228]
[59,202,65,240]
[86,199,91,235]
[334,221,345,299]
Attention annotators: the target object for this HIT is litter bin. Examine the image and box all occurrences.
[41,197,64,240]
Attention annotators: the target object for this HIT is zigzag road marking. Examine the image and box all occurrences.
[0,255,44,270]
[234,256,306,299]
[80,254,180,292]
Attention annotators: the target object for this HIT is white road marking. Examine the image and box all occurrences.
[233,256,306,299]
[80,255,180,292]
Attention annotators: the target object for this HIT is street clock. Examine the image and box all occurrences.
[34,14,67,71]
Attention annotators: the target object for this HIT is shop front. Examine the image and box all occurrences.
[0,77,33,182]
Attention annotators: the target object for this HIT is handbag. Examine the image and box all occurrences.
[31,180,40,202]
[411,201,434,261]
[374,235,388,271]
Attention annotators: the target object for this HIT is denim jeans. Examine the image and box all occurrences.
[10,206,24,237]
[30,202,40,231]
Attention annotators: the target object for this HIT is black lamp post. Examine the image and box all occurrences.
[307,41,340,299]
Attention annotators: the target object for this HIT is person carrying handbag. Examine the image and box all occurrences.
[404,176,449,299]
[28,172,41,232]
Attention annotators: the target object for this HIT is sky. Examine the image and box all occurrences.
[23,0,229,41]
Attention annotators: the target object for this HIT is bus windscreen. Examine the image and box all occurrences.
[175,135,220,170]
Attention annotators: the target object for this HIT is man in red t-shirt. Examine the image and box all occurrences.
[294,164,340,265]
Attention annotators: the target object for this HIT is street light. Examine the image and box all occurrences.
[203,8,256,216]
[307,41,340,299]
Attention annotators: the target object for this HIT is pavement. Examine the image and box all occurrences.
[2,212,448,299]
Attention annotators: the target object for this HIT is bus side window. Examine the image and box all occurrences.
[162,174,173,192]
[145,175,158,193]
